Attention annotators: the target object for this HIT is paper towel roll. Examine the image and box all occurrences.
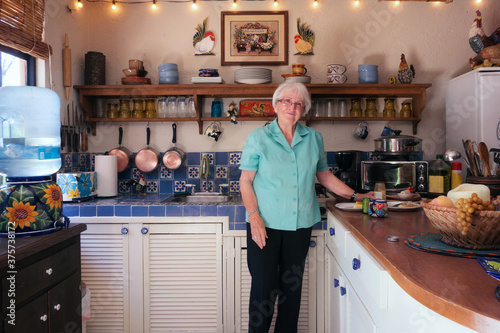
[95,155,118,197]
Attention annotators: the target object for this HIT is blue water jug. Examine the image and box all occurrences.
[0,86,61,179]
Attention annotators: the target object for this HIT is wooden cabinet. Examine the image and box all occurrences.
[75,83,431,135]
[0,224,86,333]
[80,220,224,333]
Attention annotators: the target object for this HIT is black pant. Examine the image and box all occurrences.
[246,224,313,333]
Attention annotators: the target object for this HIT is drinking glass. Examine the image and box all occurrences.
[211,100,222,118]
[167,96,178,117]
[338,99,348,117]
[188,96,197,117]
[157,97,168,118]
[177,96,188,118]
[326,99,335,117]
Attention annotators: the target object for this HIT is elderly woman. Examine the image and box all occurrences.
[239,81,373,333]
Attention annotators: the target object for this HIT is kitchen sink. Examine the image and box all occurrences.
[162,194,233,203]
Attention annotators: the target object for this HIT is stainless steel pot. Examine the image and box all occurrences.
[374,130,422,155]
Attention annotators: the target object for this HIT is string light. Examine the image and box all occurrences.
[395,0,400,4]
[313,0,318,7]
[354,0,360,6]
[192,0,197,9]
[152,0,157,9]
[111,0,117,9]
[77,0,83,8]
[475,0,482,3]
[232,0,237,8]
[273,0,278,7]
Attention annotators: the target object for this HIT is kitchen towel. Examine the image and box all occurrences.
[95,155,118,197]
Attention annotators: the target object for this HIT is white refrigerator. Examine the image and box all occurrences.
[445,68,500,175]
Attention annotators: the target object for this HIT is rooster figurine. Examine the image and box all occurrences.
[126,176,147,195]
[397,54,415,84]
[193,18,215,55]
[294,18,314,55]
[469,11,500,54]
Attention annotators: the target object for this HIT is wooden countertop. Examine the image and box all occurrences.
[327,201,500,332]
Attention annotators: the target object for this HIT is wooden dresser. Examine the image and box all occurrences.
[0,224,87,333]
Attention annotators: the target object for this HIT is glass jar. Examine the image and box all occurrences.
[177,96,188,118]
[145,99,156,118]
[400,101,412,118]
[133,99,145,118]
[383,97,396,118]
[374,182,386,200]
[108,103,119,118]
[349,98,362,117]
[119,99,131,118]
[365,98,377,117]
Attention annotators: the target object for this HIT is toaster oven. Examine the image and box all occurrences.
[361,161,428,194]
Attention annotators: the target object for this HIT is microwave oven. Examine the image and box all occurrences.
[361,161,428,194]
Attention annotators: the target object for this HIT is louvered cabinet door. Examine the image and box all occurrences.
[233,236,317,333]
[143,223,223,333]
[80,224,130,333]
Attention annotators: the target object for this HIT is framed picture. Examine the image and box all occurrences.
[221,11,288,66]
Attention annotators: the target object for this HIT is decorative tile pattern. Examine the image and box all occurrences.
[132,168,144,180]
[174,180,187,192]
[119,181,131,193]
[229,180,240,193]
[188,167,200,178]
[216,166,228,178]
[147,180,159,193]
[202,153,214,164]
[160,166,173,179]
[229,152,241,165]
[64,154,72,167]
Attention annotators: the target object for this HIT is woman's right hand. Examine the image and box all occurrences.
[250,214,267,249]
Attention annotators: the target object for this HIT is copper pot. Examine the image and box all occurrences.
[163,123,186,170]
[108,126,132,172]
[135,126,159,173]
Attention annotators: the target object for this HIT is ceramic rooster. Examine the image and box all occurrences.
[193,18,215,55]
[294,18,314,55]
[397,54,415,84]
[469,11,500,54]
[126,176,147,194]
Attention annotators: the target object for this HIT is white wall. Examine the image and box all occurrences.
[44,0,500,160]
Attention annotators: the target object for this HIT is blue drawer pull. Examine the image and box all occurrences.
[329,227,335,236]
[310,240,316,248]
[121,228,128,235]
[352,258,361,270]
[141,227,149,235]
[340,286,346,296]
[334,279,339,288]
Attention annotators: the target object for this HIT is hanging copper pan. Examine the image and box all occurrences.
[162,123,186,170]
[108,126,132,172]
[135,126,159,173]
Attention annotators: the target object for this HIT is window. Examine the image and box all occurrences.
[0,45,36,87]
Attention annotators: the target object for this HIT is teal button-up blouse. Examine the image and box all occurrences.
[239,119,329,230]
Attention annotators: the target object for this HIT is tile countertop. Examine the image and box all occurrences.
[62,194,326,231]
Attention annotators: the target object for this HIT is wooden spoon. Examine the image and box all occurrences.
[465,139,479,177]
[478,142,491,177]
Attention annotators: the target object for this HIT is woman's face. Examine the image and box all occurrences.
[275,90,304,126]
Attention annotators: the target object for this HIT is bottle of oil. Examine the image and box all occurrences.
[428,154,451,198]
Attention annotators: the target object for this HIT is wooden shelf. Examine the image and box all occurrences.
[75,83,431,135]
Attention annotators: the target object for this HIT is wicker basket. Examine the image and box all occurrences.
[421,201,500,250]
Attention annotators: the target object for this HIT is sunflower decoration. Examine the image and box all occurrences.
[5,201,38,229]
[43,183,63,210]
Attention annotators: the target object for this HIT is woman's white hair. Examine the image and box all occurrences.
[272,81,312,115]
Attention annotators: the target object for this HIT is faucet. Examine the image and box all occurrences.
[200,154,210,192]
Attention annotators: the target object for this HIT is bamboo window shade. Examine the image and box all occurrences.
[0,0,51,59]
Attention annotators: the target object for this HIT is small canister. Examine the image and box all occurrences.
[362,197,370,214]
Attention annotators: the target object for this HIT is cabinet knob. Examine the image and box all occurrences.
[309,240,316,248]
[340,286,346,296]
[54,304,61,311]
[121,227,129,235]
[329,227,335,236]
[141,227,149,235]
[40,314,48,321]
[334,278,339,288]
[45,268,53,275]
[352,258,361,270]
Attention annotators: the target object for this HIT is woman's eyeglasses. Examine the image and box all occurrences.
[278,99,304,110]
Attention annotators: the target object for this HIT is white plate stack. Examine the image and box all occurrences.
[234,67,272,84]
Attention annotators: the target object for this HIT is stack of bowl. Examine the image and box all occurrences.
[158,63,179,84]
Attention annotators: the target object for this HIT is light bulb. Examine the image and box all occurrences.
[475,0,482,3]
[273,0,278,7]
[192,0,197,9]
[112,0,117,10]
[313,0,318,7]
[354,0,360,7]
[395,0,400,4]
[152,0,157,9]
[77,0,83,8]
[232,0,237,8]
